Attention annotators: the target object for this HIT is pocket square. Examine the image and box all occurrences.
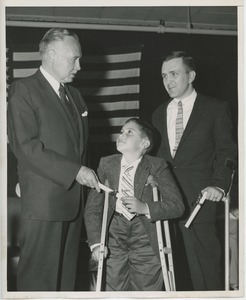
[82,111,88,117]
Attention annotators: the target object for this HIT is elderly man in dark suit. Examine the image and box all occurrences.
[152,51,237,291]
[7,28,100,291]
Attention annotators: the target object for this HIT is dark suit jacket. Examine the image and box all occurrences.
[84,154,184,257]
[152,93,237,223]
[7,69,88,221]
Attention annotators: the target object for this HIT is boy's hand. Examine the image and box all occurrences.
[91,245,108,262]
[122,196,148,214]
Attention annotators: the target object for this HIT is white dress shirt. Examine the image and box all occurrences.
[40,66,60,96]
[167,89,197,156]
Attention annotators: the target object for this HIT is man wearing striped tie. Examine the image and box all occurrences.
[152,51,237,291]
[85,118,184,291]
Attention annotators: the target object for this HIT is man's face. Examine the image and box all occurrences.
[50,36,82,83]
[161,57,195,100]
[116,121,146,155]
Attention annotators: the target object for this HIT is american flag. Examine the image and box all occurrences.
[7,43,142,146]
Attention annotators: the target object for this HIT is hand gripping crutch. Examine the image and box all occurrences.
[96,182,113,292]
[149,176,176,291]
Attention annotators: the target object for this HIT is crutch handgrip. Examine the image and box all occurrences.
[185,192,207,228]
[146,174,159,188]
[164,247,172,254]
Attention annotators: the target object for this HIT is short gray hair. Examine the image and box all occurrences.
[39,28,79,55]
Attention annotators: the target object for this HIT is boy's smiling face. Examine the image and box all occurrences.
[116,121,149,156]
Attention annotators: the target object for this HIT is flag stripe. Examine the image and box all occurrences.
[82,93,139,103]
[88,100,139,111]
[80,60,140,71]
[78,77,140,88]
[13,52,41,61]
[89,116,138,127]
[14,68,37,78]
[81,84,139,96]
[81,52,141,64]
[78,68,140,80]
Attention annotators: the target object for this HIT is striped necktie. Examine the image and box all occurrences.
[173,100,184,156]
[118,165,136,220]
[121,165,134,196]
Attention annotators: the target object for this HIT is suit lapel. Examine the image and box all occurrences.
[134,157,150,199]
[110,156,121,192]
[162,101,173,161]
[177,94,204,149]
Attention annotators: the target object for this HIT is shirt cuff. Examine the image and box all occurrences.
[90,243,100,251]
[216,187,225,196]
[145,203,151,219]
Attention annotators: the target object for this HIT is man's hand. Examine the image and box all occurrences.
[122,196,148,214]
[76,166,100,192]
[91,245,108,262]
[201,186,224,202]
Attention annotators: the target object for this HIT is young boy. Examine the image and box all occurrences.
[84,118,184,291]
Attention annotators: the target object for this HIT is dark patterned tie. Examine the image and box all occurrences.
[58,84,79,133]
[173,100,184,156]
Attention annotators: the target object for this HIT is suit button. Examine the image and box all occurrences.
[173,166,177,169]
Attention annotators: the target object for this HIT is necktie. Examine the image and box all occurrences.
[121,166,134,197]
[118,165,136,220]
[58,84,79,133]
[173,101,184,156]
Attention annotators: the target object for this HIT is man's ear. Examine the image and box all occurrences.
[47,48,55,62]
[188,70,196,84]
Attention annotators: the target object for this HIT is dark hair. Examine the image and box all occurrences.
[124,118,155,153]
[39,28,79,55]
[162,51,196,72]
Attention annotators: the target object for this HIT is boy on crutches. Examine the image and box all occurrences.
[84,118,184,291]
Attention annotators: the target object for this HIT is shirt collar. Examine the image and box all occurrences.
[121,156,142,169]
[40,66,60,95]
[173,89,197,107]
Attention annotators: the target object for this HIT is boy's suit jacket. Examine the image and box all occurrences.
[152,93,237,223]
[7,69,88,221]
[84,154,184,257]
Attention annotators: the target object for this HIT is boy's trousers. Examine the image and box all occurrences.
[104,212,164,291]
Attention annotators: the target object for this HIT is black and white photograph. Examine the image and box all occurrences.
[0,1,244,299]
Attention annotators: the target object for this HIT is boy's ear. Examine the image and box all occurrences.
[141,138,150,150]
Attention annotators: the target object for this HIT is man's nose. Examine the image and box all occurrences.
[75,60,81,71]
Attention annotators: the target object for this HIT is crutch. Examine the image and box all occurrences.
[224,193,230,291]
[224,170,235,291]
[96,182,113,292]
[149,176,176,291]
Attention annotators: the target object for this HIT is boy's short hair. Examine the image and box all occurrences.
[124,118,155,154]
